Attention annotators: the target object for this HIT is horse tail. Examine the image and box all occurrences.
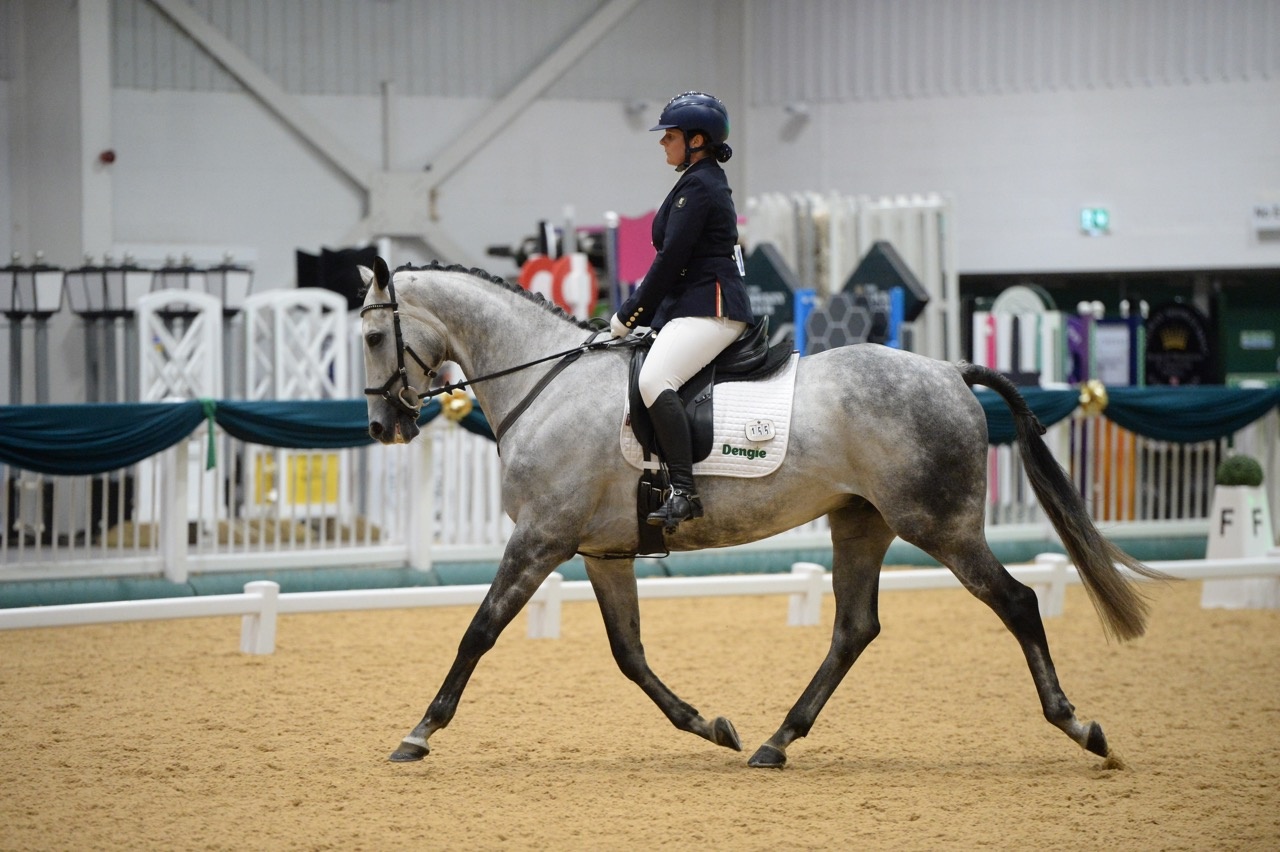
[959,362,1171,642]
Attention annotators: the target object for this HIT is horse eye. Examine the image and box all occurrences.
[365,330,384,347]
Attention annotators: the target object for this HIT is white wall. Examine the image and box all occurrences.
[4,0,1279,404]
[111,76,1280,291]
[14,73,1280,403]
[0,80,11,265]
[110,88,681,289]
[745,79,1280,274]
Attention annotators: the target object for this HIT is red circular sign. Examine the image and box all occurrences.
[519,254,597,319]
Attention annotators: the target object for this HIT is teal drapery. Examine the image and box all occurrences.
[0,402,207,476]
[977,386,1280,445]
[1,386,1275,475]
[0,398,493,476]
[976,388,1084,445]
[1104,387,1280,444]
[215,399,401,448]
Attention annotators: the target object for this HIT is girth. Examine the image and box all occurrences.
[627,317,793,463]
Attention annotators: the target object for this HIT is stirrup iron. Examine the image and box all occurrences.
[646,488,704,531]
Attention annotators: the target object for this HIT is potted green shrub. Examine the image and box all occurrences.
[1215,454,1264,488]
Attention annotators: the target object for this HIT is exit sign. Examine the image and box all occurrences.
[1080,207,1111,236]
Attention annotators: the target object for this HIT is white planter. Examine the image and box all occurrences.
[1201,484,1279,610]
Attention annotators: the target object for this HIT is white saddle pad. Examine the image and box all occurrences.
[620,353,799,478]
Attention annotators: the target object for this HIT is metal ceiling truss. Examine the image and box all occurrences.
[147,0,644,266]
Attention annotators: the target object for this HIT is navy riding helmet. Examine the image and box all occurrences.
[651,91,733,171]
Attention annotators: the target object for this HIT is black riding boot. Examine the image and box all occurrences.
[645,389,704,530]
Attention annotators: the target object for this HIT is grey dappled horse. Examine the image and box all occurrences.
[359,258,1166,769]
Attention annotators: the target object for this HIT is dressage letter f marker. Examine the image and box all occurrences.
[1220,507,1234,536]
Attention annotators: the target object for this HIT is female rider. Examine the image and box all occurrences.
[610,92,754,531]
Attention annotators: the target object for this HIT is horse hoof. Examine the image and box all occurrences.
[711,716,742,751]
[748,744,787,769]
[1084,721,1108,757]
[389,740,430,762]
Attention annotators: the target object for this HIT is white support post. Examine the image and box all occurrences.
[527,572,564,639]
[407,438,435,573]
[160,440,190,584]
[1033,552,1069,618]
[239,581,280,655]
[787,562,826,626]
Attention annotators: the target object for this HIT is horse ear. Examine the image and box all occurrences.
[358,258,390,293]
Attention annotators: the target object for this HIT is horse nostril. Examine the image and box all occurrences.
[369,422,383,438]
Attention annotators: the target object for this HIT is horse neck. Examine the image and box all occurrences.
[410,271,589,423]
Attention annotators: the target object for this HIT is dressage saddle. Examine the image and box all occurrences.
[626,317,794,463]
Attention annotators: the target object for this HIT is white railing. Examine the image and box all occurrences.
[3,409,1277,583]
[3,553,1277,653]
[0,435,430,583]
[984,417,1235,527]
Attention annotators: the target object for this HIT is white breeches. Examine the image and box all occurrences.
[638,316,748,408]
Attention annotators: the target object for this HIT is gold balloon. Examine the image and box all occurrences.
[1077,379,1109,416]
[441,389,474,422]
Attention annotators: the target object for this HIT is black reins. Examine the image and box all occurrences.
[361,280,622,445]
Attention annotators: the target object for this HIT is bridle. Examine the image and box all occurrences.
[360,276,439,418]
[360,278,627,443]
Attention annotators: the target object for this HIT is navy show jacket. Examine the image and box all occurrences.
[617,158,754,331]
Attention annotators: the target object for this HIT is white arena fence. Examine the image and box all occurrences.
[1,408,1277,584]
[2,553,1277,654]
[0,431,431,583]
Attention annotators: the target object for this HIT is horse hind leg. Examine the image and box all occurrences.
[749,501,893,769]
[582,556,741,752]
[932,537,1112,759]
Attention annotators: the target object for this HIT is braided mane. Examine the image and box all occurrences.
[359,259,595,331]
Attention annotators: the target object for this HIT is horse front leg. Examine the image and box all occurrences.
[750,502,894,768]
[390,528,575,762]
[583,556,741,752]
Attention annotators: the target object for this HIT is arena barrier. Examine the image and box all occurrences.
[3,553,1277,654]
[1,392,1276,605]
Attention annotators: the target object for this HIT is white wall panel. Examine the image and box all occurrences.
[0,0,13,266]
[746,78,1280,274]
[550,0,738,99]
[8,0,1280,321]
[0,0,14,81]
[110,0,721,101]
[122,1,1280,107]
[748,0,1280,106]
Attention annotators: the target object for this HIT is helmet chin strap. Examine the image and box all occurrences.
[675,130,708,172]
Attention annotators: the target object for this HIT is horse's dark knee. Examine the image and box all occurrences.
[1000,582,1045,633]
[853,618,881,648]
[833,617,880,658]
[457,625,499,659]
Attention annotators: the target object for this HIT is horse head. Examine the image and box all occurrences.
[358,258,449,445]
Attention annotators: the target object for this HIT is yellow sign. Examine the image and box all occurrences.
[254,452,340,506]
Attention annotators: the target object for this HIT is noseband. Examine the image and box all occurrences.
[360,278,440,418]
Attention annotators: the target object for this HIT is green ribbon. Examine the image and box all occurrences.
[199,398,218,470]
